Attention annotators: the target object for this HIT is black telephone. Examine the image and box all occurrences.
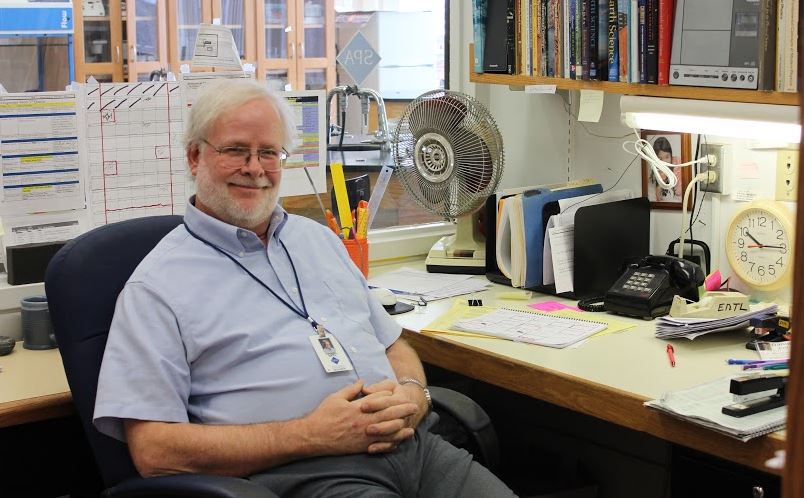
[602,255,705,319]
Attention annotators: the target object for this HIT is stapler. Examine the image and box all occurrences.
[722,373,787,418]
[746,315,791,350]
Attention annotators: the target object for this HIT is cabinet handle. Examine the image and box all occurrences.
[299,42,304,58]
[753,486,765,498]
[116,46,121,63]
[290,41,295,59]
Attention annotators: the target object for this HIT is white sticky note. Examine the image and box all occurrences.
[577,89,604,122]
[525,85,557,94]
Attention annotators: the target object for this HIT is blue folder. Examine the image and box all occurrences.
[518,184,603,287]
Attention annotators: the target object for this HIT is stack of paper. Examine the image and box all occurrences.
[367,268,490,303]
[645,376,786,441]
[655,303,778,340]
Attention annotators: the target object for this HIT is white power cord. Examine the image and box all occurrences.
[623,130,713,191]
[679,171,717,259]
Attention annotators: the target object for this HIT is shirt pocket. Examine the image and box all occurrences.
[322,274,373,332]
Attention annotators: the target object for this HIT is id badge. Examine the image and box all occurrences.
[309,333,354,373]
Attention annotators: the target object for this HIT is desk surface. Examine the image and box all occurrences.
[0,260,785,474]
[384,262,785,475]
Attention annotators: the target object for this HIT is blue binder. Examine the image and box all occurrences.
[518,184,603,287]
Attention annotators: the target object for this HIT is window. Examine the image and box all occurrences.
[281,0,449,232]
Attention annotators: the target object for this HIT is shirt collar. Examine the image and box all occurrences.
[184,196,289,255]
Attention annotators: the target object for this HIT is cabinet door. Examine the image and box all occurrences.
[74,0,125,82]
[127,0,169,81]
[167,0,213,71]
[212,0,256,63]
[294,0,334,90]
[256,1,297,91]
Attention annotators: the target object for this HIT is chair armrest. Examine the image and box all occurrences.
[106,474,277,498]
[428,386,500,473]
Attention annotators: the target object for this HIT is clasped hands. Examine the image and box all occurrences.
[305,378,427,456]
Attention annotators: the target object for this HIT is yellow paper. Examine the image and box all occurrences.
[422,301,635,342]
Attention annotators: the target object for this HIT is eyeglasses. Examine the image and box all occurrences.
[202,139,289,172]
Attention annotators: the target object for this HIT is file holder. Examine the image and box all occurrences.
[485,196,650,299]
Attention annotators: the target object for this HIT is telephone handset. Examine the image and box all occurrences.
[601,255,705,319]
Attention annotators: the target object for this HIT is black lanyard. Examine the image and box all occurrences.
[183,222,326,336]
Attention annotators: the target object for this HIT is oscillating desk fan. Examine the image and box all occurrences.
[392,90,504,274]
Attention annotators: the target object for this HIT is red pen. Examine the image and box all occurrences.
[666,344,676,367]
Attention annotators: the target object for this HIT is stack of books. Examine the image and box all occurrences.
[655,303,778,340]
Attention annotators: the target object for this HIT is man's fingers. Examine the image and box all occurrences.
[359,391,403,412]
[366,428,415,453]
[362,378,396,394]
[366,418,407,436]
[370,402,419,422]
[333,379,365,400]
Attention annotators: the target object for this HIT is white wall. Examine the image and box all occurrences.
[452,1,798,304]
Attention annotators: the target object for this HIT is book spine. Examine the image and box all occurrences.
[507,0,517,74]
[515,0,523,74]
[532,0,541,77]
[645,0,658,84]
[630,0,639,82]
[656,0,673,85]
[607,0,619,81]
[546,0,556,76]
[589,0,599,79]
[637,0,646,83]
[554,0,563,77]
[617,0,630,82]
[581,0,590,79]
[756,0,776,90]
[569,0,577,78]
[473,0,488,73]
[575,0,583,78]
[782,0,799,91]
[597,0,609,80]
[540,0,550,75]
[563,0,570,77]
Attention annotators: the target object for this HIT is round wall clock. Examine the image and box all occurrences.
[726,201,795,291]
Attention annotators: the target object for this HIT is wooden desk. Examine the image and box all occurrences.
[0,343,72,428]
[380,262,785,475]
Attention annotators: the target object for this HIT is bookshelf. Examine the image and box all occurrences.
[469,45,799,106]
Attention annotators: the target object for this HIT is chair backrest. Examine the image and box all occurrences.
[45,215,184,487]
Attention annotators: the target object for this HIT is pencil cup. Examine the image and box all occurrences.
[21,295,57,350]
[343,238,369,278]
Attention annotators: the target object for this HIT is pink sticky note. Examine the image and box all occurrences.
[705,270,722,292]
[529,301,583,313]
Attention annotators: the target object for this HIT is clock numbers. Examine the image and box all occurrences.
[727,204,793,290]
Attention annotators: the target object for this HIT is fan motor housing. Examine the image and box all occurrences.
[415,133,454,183]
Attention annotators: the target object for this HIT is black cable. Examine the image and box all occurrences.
[559,153,640,213]
[688,134,702,245]
[688,135,709,237]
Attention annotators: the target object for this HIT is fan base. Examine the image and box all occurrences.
[425,255,486,275]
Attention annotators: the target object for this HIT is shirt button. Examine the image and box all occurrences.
[350,346,357,353]
[320,317,327,322]
[292,287,298,293]
[238,251,245,257]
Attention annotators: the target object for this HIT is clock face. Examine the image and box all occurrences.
[727,205,793,290]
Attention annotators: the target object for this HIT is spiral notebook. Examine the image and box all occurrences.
[451,308,607,348]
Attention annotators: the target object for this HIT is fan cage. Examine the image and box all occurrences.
[392,90,504,219]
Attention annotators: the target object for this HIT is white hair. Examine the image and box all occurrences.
[183,79,297,151]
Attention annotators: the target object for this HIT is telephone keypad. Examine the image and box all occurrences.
[624,271,658,294]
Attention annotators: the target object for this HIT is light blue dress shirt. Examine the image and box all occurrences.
[94,200,401,442]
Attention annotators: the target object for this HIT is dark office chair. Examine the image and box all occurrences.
[45,215,499,497]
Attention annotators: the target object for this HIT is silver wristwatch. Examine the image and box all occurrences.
[399,377,433,409]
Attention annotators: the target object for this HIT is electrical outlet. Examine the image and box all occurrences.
[699,143,727,194]
[775,149,799,201]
